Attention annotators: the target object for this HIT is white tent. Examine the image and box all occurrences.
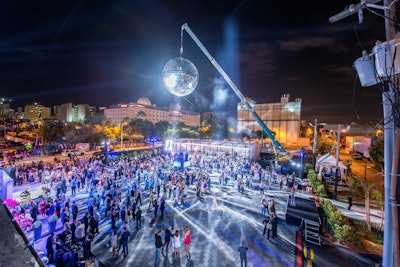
[316,153,330,165]
[316,153,348,178]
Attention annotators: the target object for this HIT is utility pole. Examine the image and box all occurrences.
[120,121,127,151]
[364,155,371,231]
[120,122,123,151]
[334,124,341,200]
[312,118,318,169]
[309,119,325,169]
[300,147,306,179]
[383,2,400,267]
[329,1,398,266]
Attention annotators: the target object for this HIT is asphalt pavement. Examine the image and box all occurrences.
[10,168,383,267]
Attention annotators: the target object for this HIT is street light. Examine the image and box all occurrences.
[300,147,306,179]
[309,119,325,169]
[120,121,127,151]
[334,124,341,200]
[103,140,110,164]
[149,136,158,155]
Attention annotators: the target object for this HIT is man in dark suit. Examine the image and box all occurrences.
[120,227,131,257]
[70,220,77,245]
[71,201,78,221]
[160,198,165,219]
[348,194,353,210]
[155,230,163,264]
[46,232,55,264]
[153,198,159,217]
[136,207,142,229]
[237,241,248,267]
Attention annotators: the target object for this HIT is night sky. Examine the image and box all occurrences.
[0,1,389,124]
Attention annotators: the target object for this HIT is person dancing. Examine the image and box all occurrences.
[184,226,191,259]
[212,194,219,210]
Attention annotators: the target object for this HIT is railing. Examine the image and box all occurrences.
[304,219,321,246]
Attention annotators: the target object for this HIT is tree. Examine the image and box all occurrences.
[103,125,120,142]
[364,180,374,231]
[154,121,170,138]
[299,124,311,138]
[371,183,384,229]
[368,139,384,172]
[15,121,30,138]
[63,123,98,144]
[137,111,146,119]
[350,172,382,232]
[90,124,108,146]
[179,128,199,138]
[175,121,188,129]
[38,120,63,143]
[304,163,313,176]
[125,118,154,139]
[164,127,199,139]
[84,114,105,125]
[198,118,226,139]
[317,135,333,155]
[199,124,212,139]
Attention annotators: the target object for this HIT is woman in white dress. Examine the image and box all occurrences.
[172,230,181,258]
[212,194,219,210]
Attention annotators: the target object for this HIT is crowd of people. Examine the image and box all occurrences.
[5,148,301,266]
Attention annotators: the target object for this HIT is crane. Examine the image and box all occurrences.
[180,23,286,156]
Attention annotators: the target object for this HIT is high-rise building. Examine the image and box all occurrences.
[57,103,94,122]
[104,97,200,127]
[237,94,302,147]
[0,98,12,119]
[24,103,51,121]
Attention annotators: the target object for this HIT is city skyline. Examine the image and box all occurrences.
[1,1,387,124]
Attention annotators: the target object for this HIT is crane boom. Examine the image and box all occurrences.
[181,23,285,153]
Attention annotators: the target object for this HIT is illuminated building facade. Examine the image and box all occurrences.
[24,103,51,121]
[0,98,12,119]
[104,97,200,127]
[237,94,302,147]
[57,103,94,122]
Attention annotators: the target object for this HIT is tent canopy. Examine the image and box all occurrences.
[316,153,347,177]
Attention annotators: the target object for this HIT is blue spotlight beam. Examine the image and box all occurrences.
[180,23,285,153]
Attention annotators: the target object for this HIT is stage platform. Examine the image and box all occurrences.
[285,195,320,227]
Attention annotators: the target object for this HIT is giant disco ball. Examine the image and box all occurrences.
[162,57,199,97]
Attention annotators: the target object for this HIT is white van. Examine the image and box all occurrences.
[62,149,84,157]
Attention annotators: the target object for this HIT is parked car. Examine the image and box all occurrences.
[62,149,84,157]
[352,152,363,160]
[93,151,106,160]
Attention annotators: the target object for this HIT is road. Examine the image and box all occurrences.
[340,153,384,184]
[3,149,383,266]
